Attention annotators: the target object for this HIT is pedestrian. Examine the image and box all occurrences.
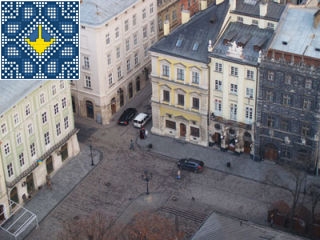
[46,174,52,190]
[176,170,181,179]
[129,139,134,150]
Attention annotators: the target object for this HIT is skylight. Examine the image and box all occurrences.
[176,38,183,47]
[192,42,199,51]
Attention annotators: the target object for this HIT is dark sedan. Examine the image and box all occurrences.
[118,108,137,125]
[177,158,204,173]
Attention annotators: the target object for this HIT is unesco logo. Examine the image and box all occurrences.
[1,1,79,80]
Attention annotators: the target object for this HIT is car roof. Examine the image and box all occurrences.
[134,112,148,120]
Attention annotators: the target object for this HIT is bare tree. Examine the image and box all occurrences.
[307,183,320,224]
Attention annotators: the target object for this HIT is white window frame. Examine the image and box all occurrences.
[54,103,59,115]
[162,64,170,77]
[230,103,237,120]
[215,63,222,72]
[42,112,47,124]
[108,73,113,85]
[16,132,22,145]
[214,99,222,114]
[62,97,67,109]
[246,88,254,98]
[56,122,61,136]
[215,80,222,91]
[176,67,185,81]
[19,152,25,167]
[85,75,91,88]
[247,70,254,80]
[230,83,238,94]
[44,132,50,145]
[30,142,36,157]
[231,66,238,77]
[191,69,200,84]
[245,106,253,122]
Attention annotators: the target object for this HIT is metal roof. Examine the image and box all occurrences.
[149,1,229,63]
[211,22,274,65]
[0,81,43,115]
[232,0,285,21]
[269,5,320,59]
[80,0,138,26]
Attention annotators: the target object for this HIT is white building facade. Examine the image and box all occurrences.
[72,0,157,124]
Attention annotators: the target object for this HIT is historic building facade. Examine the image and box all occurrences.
[150,0,229,146]
[0,81,80,213]
[254,5,320,172]
[73,0,157,124]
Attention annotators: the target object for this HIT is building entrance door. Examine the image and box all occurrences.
[26,173,35,194]
[263,144,278,161]
[180,123,186,137]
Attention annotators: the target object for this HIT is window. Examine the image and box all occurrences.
[305,79,312,89]
[143,26,147,38]
[108,73,113,85]
[54,103,59,115]
[267,22,274,29]
[133,33,138,45]
[177,68,185,81]
[7,163,13,177]
[172,10,177,20]
[215,63,222,72]
[28,123,33,135]
[106,33,110,45]
[85,75,91,88]
[231,66,238,76]
[268,71,274,81]
[84,56,90,69]
[125,20,129,32]
[266,90,273,102]
[215,80,222,91]
[25,104,31,116]
[16,132,22,145]
[126,38,130,51]
[245,107,253,121]
[115,27,119,39]
[116,47,120,58]
[166,120,176,130]
[158,18,163,31]
[230,84,238,94]
[107,54,112,66]
[30,142,36,157]
[133,14,136,26]
[134,53,139,66]
[163,90,170,102]
[215,99,222,112]
[52,85,56,95]
[230,104,237,120]
[117,66,122,79]
[283,94,291,106]
[44,132,50,145]
[19,153,25,167]
[303,99,312,110]
[144,44,148,57]
[56,123,61,136]
[40,93,45,104]
[127,59,131,72]
[247,70,254,80]
[42,112,47,123]
[1,123,7,135]
[192,71,199,84]
[64,116,69,129]
[280,119,289,131]
[13,113,19,125]
[62,97,67,109]
[162,65,170,77]
[142,8,146,19]
[177,94,184,106]
[192,97,199,110]
[301,124,310,136]
[267,115,274,127]
[150,20,155,34]
[246,88,254,98]
[285,75,292,85]
[4,143,10,155]
[150,3,154,14]
[60,81,65,89]
[237,16,243,23]
[190,126,200,137]
[252,19,258,25]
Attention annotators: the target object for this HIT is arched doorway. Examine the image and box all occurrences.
[0,205,5,223]
[128,82,133,99]
[136,77,140,92]
[26,173,35,194]
[212,132,221,145]
[243,131,252,154]
[46,156,54,174]
[180,123,186,137]
[263,143,278,161]
[10,187,19,207]
[111,97,116,115]
[86,101,94,119]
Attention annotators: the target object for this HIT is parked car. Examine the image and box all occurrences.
[177,158,204,173]
[133,112,151,128]
[118,108,137,125]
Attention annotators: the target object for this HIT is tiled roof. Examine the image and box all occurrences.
[211,22,274,65]
[269,5,320,59]
[232,0,285,21]
[80,0,138,26]
[0,81,43,115]
[149,1,229,63]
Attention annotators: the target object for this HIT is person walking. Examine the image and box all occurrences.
[129,139,134,150]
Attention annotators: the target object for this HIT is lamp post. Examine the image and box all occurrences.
[141,170,152,195]
[90,145,94,166]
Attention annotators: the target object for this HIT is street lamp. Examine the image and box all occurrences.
[90,145,94,166]
[141,170,152,195]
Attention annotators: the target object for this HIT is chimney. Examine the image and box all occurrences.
[314,10,320,28]
[259,1,268,17]
[229,0,236,11]
[200,0,208,10]
[181,9,190,24]
[163,20,170,36]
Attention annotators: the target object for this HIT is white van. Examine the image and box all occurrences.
[133,112,151,128]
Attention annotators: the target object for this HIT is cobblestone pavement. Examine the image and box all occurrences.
[20,81,311,240]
